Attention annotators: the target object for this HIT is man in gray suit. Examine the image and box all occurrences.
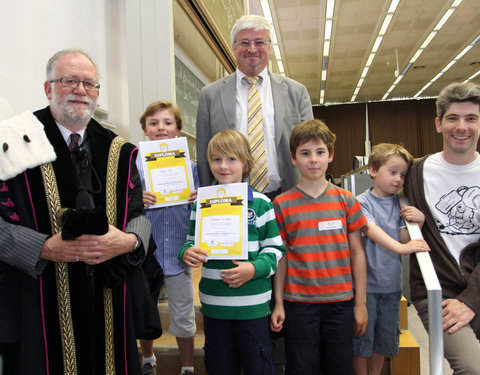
[196,14,313,199]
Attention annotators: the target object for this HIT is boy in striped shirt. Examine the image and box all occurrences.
[270,119,368,375]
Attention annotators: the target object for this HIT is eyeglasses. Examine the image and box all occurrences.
[234,40,271,49]
[49,76,100,92]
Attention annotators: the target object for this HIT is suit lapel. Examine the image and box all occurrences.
[270,73,287,148]
[219,73,237,129]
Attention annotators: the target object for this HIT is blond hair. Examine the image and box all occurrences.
[139,101,182,132]
[368,143,413,171]
[207,130,254,180]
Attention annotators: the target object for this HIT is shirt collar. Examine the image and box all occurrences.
[56,121,86,145]
[236,67,269,86]
[247,184,254,202]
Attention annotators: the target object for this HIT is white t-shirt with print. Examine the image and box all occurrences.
[423,152,480,264]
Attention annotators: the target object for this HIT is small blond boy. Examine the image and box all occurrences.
[353,143,428,375]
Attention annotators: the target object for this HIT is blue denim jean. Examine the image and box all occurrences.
[284,299,354,375]
[203,315,274,375]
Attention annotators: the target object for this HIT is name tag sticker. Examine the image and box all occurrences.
[318,220,342,231]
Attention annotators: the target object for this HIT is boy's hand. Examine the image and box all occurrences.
[188,189,198,204]
[398,239,430,255]
[182,246,208,267]
[270,304,285,332]
[400,205,425,228]
[353,303,368,337]
[142,191,157,207]
[220,260,255,288]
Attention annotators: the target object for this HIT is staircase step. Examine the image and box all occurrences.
[400,296,408,330]
[386,329,420,375]
[152,331,204,349]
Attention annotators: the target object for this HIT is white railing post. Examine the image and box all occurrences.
[398,193,444,375]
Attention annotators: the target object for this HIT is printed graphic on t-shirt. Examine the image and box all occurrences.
[434,185,480,235]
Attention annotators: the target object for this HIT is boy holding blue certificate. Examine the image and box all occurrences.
[136,101,199,375]
[179,129,285,375]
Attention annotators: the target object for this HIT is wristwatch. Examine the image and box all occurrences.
[132,234,141,252]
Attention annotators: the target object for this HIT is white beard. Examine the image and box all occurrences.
[50,92,95,130]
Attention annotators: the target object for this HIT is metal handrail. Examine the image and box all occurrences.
[398,193,444,375]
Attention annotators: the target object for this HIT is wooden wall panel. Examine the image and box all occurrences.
[313,99,439,177]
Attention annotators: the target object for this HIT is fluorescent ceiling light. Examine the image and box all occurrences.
[326,0,335,18]
[371,36,383,53]
[273,45,281,59]
[420,32,436,49]
[366,53,375,67]
[325,19,333,39]
[409,49,423,64]
[387,0,400,13]
[379,14,393,35]
[361,66,369,78]
[383,0,464,100]
[323,40,331,57]
[260,0,273,23]
[434,8,455,30]
[454,44,473,60]
[260,0,285,76]
[464,69,480,81]
[277,60,284,72]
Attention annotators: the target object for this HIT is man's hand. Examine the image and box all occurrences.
[39,232,96,263]
[442,298,475,334]
[40,226,138,265]
[220,260,255,288]
[73,225,137,265]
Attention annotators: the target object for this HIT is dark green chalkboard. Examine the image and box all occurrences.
[175,56,205,137]
[201,0,245,47]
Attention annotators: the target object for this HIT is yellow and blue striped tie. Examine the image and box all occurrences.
[244,75,269,192]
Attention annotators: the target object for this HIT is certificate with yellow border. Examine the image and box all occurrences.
[195,182,248,260]
[139,137,194,208]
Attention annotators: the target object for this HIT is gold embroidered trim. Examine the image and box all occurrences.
[104,136,127,375]
[103,288,115,374]
[40,163,77,375]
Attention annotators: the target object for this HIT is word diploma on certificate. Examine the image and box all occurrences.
[139,137,195,208]
[195,183,248,260]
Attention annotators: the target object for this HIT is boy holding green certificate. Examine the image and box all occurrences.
[179,129,285,375]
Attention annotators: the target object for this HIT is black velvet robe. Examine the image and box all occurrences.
[0,107,160,374]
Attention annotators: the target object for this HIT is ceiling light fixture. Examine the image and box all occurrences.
[414,32,479,97]
[383,0,463,100]
[260,0,285,76]
[320,0,335,104]
[351,0,399,102]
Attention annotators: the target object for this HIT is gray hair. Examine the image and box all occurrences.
[46,49,99,80]
[436,82,480,121]
[231,15,274,47]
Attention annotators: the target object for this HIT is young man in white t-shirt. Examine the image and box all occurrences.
[404,82,480,374]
